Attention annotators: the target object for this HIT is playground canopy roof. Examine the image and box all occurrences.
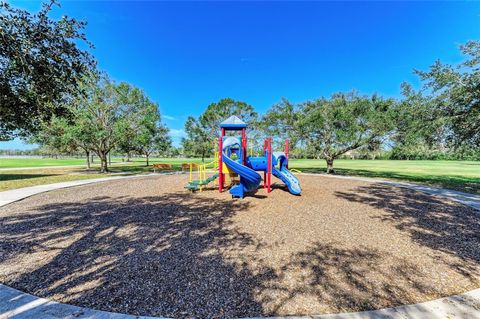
[220,115,247,130]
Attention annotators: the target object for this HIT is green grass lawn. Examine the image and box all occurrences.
[0,158,91,168]
[0,158,209,191]
[0,169,112,191]
[0,157,210,169]
[0,157,478,195]
[290,159,480,195]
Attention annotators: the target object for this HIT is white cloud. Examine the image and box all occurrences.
[169,128,186,138]
[163,115,176,121]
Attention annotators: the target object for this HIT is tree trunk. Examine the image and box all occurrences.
[99,152,108,173]
[86,150,91,169]
[146,153,149,166]
[326,158,335,174]
[126,152,131,162]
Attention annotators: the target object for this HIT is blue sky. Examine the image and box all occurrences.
[2,0,479,149]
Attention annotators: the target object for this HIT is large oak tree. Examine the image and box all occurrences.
[415,41,480,149]
[182,98,257,161]
[0,1,95,140]
[263,92,396,173]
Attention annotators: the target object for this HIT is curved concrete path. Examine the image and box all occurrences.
[0,173,479,319]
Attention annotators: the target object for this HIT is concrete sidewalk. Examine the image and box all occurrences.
[1,283,479,319]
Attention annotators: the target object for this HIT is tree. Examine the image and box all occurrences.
[262,98,299,140]
[35,76,169,172]
[414,40,480,149]
[389,83,446,160]
[115,83,154,162]
[262,98,302,154]
[73,77,170,172]
[135,117,171,166]
[264,92,396,173]
[71,77,122,172]
[300,92,396,173]
[0,1,96,140]
[113,83,171,165]
[182,116,212,161]
[33,113,97,168]
[31,116,75,156]
[182,98,258,161]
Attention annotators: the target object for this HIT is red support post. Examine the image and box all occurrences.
[267,137,272,193]
[241,128,246,165]
[218,136,223,193]
[285,139,289,169]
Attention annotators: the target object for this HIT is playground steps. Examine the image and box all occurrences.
[185,173,219,191]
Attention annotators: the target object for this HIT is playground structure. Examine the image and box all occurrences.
[186,116,301,198]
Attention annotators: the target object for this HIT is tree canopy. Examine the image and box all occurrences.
[0,0,96,140]
[415,40,480,149]
[34,75,170,172]
[263,92,397,172]
[182,98,258,160]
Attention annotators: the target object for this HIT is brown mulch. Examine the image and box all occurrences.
[0,174,479,318]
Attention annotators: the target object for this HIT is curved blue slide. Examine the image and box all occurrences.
[271,152,301,195]
[272,166,301,195]
[222,153,262,198]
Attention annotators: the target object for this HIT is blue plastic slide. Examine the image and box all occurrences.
[222,137,262,198]
[222,153,262,198]
[272,166,301,195]
[271,152,301,195]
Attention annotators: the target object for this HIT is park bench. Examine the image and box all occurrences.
[181,163,199,172]
[152,163,172,172]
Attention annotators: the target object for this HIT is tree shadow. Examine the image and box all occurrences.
[0,192,270,318]
[1,183,479,318]
[334,183,480,272]
[0,173,58,182]
[255,242,435,315]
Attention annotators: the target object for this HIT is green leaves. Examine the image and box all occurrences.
[0,0,96,139]
[34,75,170,171]
[182,98,257,159]
[263,92,397,171]
[412,40,480,149]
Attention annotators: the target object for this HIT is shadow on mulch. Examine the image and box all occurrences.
[0,186,479,318]
[0,193,267,318]
[335,183,480,275]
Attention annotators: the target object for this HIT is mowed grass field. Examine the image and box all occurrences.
[289,159,480,195]
[0,157,89,168]
[0,157,208,191]
[0,157,479,194]
[0,157,207,168]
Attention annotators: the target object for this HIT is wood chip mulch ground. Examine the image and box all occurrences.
[0,174,479,318]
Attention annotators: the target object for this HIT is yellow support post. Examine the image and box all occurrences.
[198,164,202,192]
[189,163,192,182]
